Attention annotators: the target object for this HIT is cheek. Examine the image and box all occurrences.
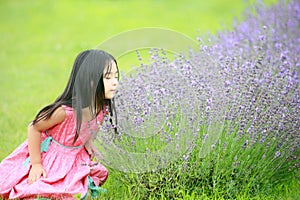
[103,80,109,88]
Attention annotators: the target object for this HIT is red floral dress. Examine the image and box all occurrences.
[0,105,108,199]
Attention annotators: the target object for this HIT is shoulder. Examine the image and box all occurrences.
[50,106,66,123]
[30,106,66,132]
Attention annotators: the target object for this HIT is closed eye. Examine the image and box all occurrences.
[104,75,119,80]
[104,71,118,79]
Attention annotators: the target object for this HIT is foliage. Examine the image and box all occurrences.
[95,0,299,199]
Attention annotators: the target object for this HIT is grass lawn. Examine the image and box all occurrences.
[0,0,279,160]
[2,0,296,199]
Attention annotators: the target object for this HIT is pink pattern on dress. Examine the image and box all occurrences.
[0,105,108,199]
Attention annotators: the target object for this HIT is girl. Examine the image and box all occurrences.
[0,49,119,199]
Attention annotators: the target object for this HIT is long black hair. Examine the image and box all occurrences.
[32,49,119,143]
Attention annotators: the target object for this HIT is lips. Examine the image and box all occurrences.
[110,89,117,94]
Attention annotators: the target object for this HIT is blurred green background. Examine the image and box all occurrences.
[0,0,277,160]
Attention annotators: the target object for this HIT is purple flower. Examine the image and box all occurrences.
[94,0,300,174]
[274,151,281,158]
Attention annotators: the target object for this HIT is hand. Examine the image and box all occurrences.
[28,163,47,184]
[85,140,104,160]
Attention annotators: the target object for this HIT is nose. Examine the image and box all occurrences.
[112,78,118,86]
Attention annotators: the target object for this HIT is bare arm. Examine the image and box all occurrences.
[27,106,66,184]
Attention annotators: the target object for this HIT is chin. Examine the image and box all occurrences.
[105,95,114,100]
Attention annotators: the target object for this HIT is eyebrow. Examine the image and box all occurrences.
[105,71,118,75]
[104,71,119,77]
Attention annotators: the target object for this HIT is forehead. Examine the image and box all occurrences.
[104,61,118,73]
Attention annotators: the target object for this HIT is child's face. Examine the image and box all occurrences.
[103,61,119,99]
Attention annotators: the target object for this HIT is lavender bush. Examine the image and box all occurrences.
[95,0,299,198]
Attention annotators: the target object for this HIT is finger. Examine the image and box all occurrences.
[29,175,40,183]
[42,169,47,178]
[28,176,35,184]
[28,174,33,184]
